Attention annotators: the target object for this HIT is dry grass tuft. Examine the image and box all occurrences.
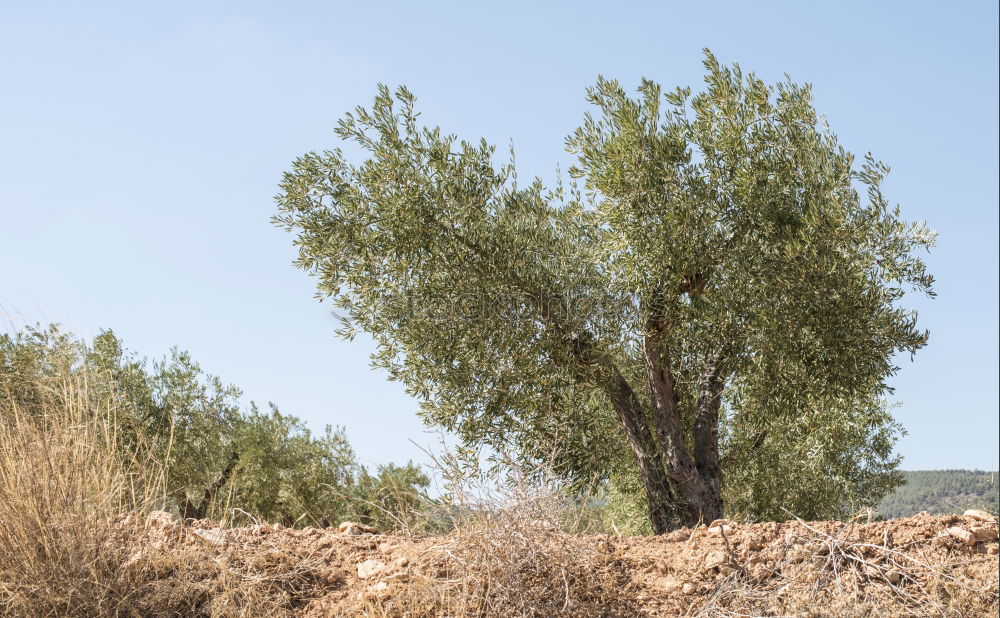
[361,529,635,617]
[353,458,637,617]
[0,370,161,615]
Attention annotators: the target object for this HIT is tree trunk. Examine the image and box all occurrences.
[643,334,725,527]
[692,355,726,522]
[181,451,239,520]
[555,305,725,531]
[638,456,677,534]
[602,366,677,534]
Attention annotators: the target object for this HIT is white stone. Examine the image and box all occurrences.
[339,521,378,535]
[708,524,734,536]
[964,509,997,522]
[146,510,176,529]
[357,559,386,579]
[946,526,976,546]
[704,550,727,569]
[191,528,228,546]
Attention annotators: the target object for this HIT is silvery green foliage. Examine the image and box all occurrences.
[720,393,905,521]
[275,51,934,526]
[0,325,397,528]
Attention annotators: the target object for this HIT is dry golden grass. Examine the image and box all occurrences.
[0,370,164,616]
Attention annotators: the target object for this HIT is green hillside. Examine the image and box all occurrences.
[878,470,998,519]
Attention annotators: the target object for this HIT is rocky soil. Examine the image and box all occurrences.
[132,510,998,617]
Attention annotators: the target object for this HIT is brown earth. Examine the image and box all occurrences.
[130,512,998,617]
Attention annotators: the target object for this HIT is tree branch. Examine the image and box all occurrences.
[433,211,682,529]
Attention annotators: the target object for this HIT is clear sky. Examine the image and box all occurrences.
[1,1,997,471]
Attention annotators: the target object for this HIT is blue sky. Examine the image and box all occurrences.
[1,1,997,471]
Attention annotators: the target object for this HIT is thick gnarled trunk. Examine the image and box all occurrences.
[584,342,728,530]
[639,331,726,529]
[553,297,726,532]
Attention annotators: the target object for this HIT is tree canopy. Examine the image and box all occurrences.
[274,51,934,531]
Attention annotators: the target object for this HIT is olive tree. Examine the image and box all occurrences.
[1,325,368,526]
[274,52,934,532]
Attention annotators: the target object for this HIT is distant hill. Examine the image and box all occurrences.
[878,470,998,519]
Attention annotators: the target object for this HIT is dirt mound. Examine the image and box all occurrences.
[131,512,997,617]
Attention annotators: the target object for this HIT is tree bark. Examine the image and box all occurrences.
[542,299,679,533]
[692,354,726,522]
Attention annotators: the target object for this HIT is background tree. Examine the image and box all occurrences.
[347,462,431,531]
[0,324,424,528]
[224,404,359,525]
[274,51,934,532]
